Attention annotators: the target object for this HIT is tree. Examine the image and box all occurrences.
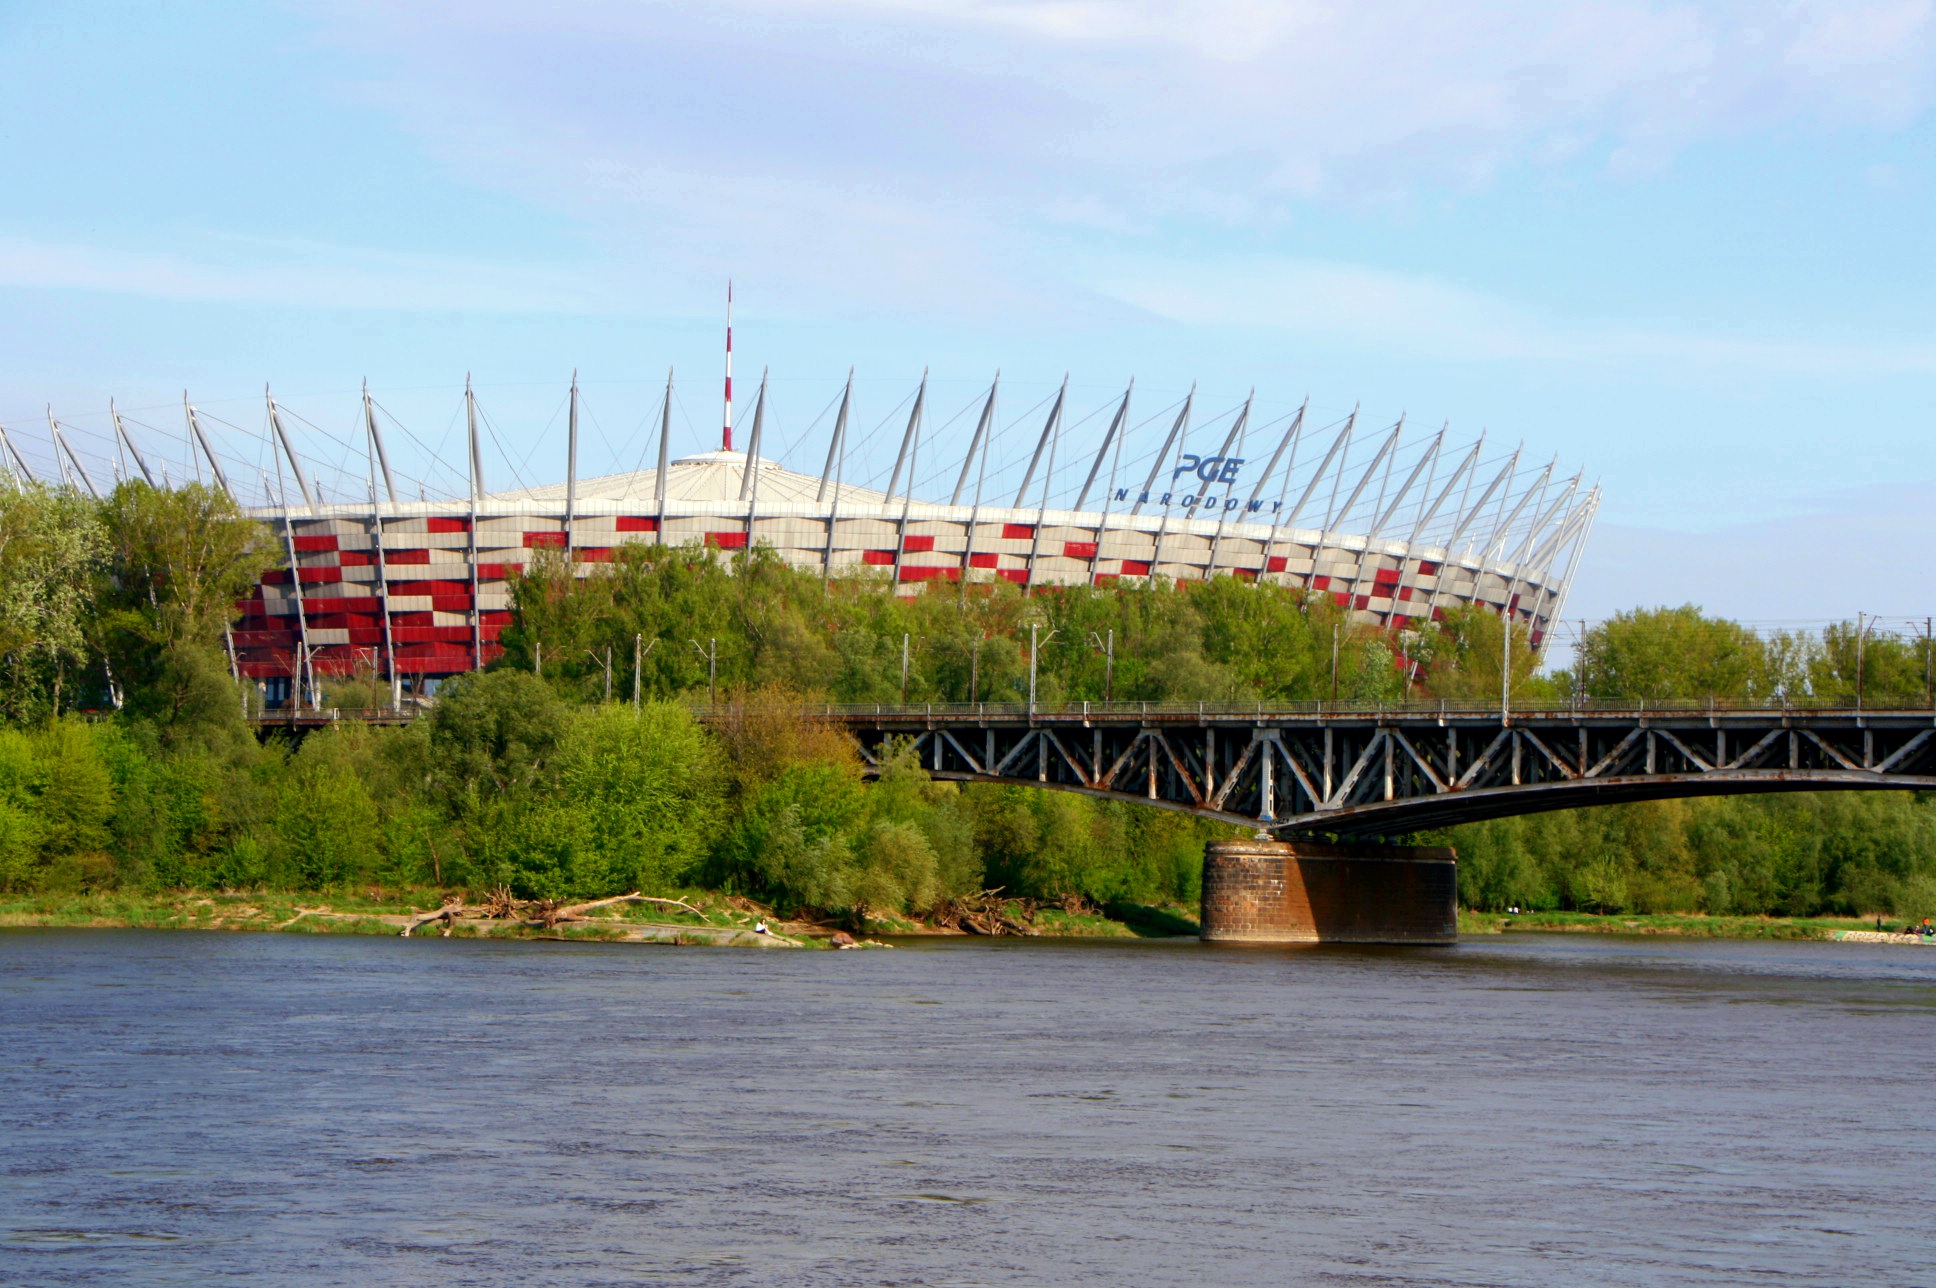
[94,481,278,745]
[427,668,570,805]
[0,482,106,721]
[1573,605,1774,703]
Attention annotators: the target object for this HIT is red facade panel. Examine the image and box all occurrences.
[1265,557,1289,573]
[292,535,339,552]
[430,595,473,612]
[707,531,748,550]
[523,531,567,548]
[1063,541,1098,559]
[968,553,999,569]
[426,517,469,534]
[297,567,343,585]
[616,517,658,532]
[901,535,935,553]
[997,568,1029,584]
[1120,559,1151,576]
[1001,523,1034,540]
[386,548,431,564]
[862,549,895,566]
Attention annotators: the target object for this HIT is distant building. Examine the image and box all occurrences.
[227,376,1598,704]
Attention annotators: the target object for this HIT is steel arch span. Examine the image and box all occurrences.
[831,704,1936,837]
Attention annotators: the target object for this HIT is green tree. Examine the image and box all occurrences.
[428,669,570,805]
[1575,606,1773,703]
[0,482,106,721]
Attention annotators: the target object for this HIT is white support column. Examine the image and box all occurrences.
[564,372,579,556]
[465,380,484,672]
[1146,388,1195,579]
[185,394,231,497]
[655,369,674,535]
[819,371,853,581]
[0,422,33,481]
[740,369,768,543]
[111,400,156,487]
[1012,375,1067,509]
[950,373,999,507]
[266,388,316,512]
[46,408,99,498]
[958,378,997,586]
[1205,389,1254,578]
[890,372,928,591]
[363,381,399,504]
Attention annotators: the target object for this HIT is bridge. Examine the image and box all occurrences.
[248,697,1936,943]
[830,701,1936,836]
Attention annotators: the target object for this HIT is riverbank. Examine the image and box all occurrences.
[11,894,1916,946]
[0,891,1201,946]
[0,890,817,948]
[1458,909,1912,941]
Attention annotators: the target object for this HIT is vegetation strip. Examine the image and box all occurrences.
[0,478,1932,929]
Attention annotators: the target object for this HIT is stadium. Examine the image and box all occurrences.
[11,359,1599,707]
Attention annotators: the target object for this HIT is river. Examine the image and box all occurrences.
[2,929,1933,1286]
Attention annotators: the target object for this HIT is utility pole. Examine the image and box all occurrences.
[535,641,542,678]
[1027,624,1057,715]
[634,634,643,710]
[691,638,718,703]
[901,632,911,703]
[1501,612,1512,722]
[1088,629,1115,703]
[1924,618,1932,708]
[1856,612,1868,710]
[1330,624,1340,704]
[970,634,981,703]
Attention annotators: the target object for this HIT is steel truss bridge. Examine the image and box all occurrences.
[831,702,1936,836]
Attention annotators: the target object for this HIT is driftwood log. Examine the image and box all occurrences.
[928,889,1038,937]
[398,890,708,937]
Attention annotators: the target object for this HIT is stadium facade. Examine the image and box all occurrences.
[211,371,1599,704]
[8,357,1599,705]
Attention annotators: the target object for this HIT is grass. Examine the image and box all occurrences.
[1457,909,1885,940]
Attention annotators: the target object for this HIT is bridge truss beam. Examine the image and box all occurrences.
[841,708,1936,836]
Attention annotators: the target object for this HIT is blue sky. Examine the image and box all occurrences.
[2,0,1932,625]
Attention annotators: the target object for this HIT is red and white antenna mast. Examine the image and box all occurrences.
[722,280,734,452]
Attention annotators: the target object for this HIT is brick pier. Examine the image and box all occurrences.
[1200,839,1458,945]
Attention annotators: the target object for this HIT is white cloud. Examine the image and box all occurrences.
[325,0,1936,198]
[1095,254,1936,374]
[0,234,615,314]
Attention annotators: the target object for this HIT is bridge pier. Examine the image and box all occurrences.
[1200,839,1458,945]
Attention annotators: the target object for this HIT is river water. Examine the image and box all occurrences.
[2,929,1933,1287]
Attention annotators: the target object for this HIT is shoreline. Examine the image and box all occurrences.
[1459,909,1928,943]
[3,893,1927,946]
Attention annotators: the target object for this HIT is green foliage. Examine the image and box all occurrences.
[428,668,570,803]
[1,495,1932,924]
[0,482,107,721]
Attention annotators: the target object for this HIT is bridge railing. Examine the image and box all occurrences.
[798,698,1936,721]
[250,706,421,724]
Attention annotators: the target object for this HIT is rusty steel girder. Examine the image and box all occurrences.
[833,705,1936,837]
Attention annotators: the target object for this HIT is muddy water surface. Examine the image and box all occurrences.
[2,929,1933,1286]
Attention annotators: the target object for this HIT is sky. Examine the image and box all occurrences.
[1,0,1932,626]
